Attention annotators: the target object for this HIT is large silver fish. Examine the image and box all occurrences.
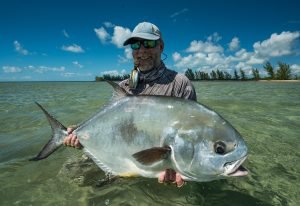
[31,81,248,182]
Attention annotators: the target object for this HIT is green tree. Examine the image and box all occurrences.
[276,62,291,80]
[95,76,104,81]
[216,69,224,80]
[264,61,275,79]
[210,70,217,80]
[240,69,247,81]
[224,71,232,80]
[251,68,260,81]
[203,72,210,80]
[123,74,130,79]
[194,70,201,80]
[185,68,195,80]
[195,71,209,80]
[233,69,240,80]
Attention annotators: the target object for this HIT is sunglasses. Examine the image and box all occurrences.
[131,40,158,50]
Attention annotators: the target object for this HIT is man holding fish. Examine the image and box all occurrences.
[63,22,197,187]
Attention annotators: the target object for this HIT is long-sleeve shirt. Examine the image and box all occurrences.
[119,63,197,101]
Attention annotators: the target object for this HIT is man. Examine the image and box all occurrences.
[64,22,197,187]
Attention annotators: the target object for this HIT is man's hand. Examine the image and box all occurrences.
[158,169,185,187]
[63,126,82,149]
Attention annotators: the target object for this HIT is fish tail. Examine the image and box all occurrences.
[29,102,68,161]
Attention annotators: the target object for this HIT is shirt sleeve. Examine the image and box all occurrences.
[173,74,197,101]
[183,81,197,101]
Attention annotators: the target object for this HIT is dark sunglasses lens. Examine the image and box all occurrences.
[131,42,141,50]
[144,40,157,48]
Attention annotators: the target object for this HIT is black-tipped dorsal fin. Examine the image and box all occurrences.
[106,80,128,100]
[132,146,171,165]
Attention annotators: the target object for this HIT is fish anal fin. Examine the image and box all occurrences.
[119,172,139,177]
[132,146,171,165]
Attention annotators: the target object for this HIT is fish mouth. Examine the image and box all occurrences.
[223,155,248,177]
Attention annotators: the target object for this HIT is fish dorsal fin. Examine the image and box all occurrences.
[106,80,128,101]
[132,146,171,165]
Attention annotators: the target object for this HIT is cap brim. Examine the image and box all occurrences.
[123,33,160,46]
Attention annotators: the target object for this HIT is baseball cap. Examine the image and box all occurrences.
[123,22,162,46]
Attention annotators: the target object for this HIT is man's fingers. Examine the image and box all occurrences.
[175,173,185,187]
[158,171,166,183]
[67,127,72,133]
[63,135,71,146]
[64,126,81,149]
[74,138,82,149]
[70,135,76,146]
[165,169,176,182]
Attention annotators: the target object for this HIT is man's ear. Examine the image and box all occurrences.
[159,40,164,52]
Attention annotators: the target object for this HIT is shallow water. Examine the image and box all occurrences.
[0,81,299,206]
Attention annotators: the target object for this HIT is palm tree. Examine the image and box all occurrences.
[216,69,224,80]
[276,62,291,80]
[210,70,217,80]
[263,61,275,79]
[234,69,240,80]
[185,68,195,80]
[224,71,232,80]
[240,69,247,81]
[251,68,260,81]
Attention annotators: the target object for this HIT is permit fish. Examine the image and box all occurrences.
[31,81,248,183]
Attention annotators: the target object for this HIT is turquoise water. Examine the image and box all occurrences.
[0,81,299,206]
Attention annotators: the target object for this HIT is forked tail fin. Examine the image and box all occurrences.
[29,102,68,161]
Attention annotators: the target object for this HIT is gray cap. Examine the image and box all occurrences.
[123,22,161,46]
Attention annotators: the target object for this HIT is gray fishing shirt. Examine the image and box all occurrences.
[119,63,197,101]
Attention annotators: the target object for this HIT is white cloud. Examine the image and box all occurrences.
[235,49,252,60]
[3,66,22,73]
[25,65,65,73]
[72,61,83,68]
[61,44,84,53]
[186,40,224,53]
[104,21,115,28]
[95,25,131,48]
[62,72,92,77]
[118,47,132,63]
[170,8,188,18]
[124,47,132,59]
[94,24,132,62]
[21,75,32,80]
[62,30,70,38]
[173,31,300,76]
[291,64,300,73]
[235,62,251,70]
[62,72,75,77]
[172,52,182,61]
[101,69,128,76]
[14,41,29,55]
[94,27,110,44]
[228,37,240,51]
[253,31,300,57]
[101,70,121,76]
[246,55,265,65]
[111,26,131,48]
[207,32,222,42]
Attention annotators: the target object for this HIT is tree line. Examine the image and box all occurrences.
[95,74,130,81]
[184,61,298,81]
[95,61,298,81]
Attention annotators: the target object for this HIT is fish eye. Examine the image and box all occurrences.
[214,141,226,155]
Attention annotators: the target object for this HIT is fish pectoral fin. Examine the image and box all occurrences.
[132,146,171,165]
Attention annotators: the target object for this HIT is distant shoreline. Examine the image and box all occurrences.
[258,80,300,82]
[1,80,300,83]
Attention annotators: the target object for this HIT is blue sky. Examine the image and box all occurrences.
[1,0,300,81]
